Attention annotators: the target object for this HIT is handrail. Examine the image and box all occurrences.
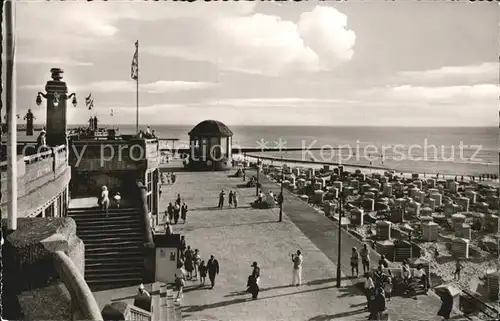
[53,251,103,320]
[127,304,152,321]
[460,289,499,319]
[137,181,155,248]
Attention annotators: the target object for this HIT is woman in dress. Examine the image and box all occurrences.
[100,185,110,215]
[199,261,207,285]
[184,246,194,279]
[350,247,360,278]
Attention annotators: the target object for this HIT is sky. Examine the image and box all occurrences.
[2,0,499,126]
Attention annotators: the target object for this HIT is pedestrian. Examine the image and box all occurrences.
[174,273,185,302]
[218,190,225,209]
[384,270,393,301]
[181,202,188,224]
[199,260,207,285]
[114,192,121,208]
[171,173,177,184]
[180,236,186,259]
[291,250,303,286]
[453,259,462,281]
[207,255,220,289]
[193,249,201,279]
[176,194,181,206]
[100,185,110,216]
[364,274,375,310]
[165,222,173,235]
[437,288,453,320]
[378,255,389,268]
[360,243,370,274]
[251,261,260,286]
[167,202,174,222]
[233,191,238,208]
[174,203,180,224]
[369,287,386,320]
[184,246,194,279]
[350,247,360,278]
[229,190,233,206]
[247,271,260,300]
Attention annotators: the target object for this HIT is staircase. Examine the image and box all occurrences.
[68,207,145,291]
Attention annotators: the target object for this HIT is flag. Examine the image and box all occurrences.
[110,109,114,116]
[85,93,94,110]
[131,41,139,80]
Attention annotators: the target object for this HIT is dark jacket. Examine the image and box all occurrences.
[207,259,219,276]
[252,266,260,279]
[437,292,453,318]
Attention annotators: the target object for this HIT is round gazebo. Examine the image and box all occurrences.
[187,120,233,171]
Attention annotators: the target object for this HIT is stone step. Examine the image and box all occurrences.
[86,278,143,292]
[84,271,143,281]
[85,255,144,264]
[85,245,142,253]
[84,250,143,257]
[152,282,163,321]
[73,217,141,224]
[85,266,143,275]
[75,231,143,239]
[81,236,144,243]
[69,207,139,214]
[76,227,143,235]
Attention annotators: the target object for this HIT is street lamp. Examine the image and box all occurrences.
[279,155,285,222]
[36,91,77,108]
[336,165,344,288]
[256,158,261,197]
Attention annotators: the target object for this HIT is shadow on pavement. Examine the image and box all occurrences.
[182,285,337,313]
[307,308,366,321]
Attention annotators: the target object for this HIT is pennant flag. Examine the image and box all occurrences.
[110,109,114,116]
[131,41,139,80]
[85,93,94,110]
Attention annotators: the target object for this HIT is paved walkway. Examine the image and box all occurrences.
[160,170,369,321]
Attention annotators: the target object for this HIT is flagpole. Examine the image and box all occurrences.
[136,40,139,136]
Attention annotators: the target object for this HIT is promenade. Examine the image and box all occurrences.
[159,166,456,320]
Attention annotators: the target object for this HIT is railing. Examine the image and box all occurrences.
[127,304,152,321]
[460,289,500,320]
[52,251,103,321]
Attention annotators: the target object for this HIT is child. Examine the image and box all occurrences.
[199,260,207,285]
[114,192,121,208]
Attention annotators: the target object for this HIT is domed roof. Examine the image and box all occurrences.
[189,120,233,137]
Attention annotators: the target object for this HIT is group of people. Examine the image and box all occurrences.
[165,193,188,225]
[98,185,121,214]
[161,172,176,185]
[217,190,239,209]
[174,243,220,302]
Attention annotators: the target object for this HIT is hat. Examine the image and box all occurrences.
[251,261,257,267]
[138,283,145,290]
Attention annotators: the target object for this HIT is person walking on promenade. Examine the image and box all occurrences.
[364,274,375,310]
[193,249,201,279]
[233,191,239,208]
[181,202,188,224]
[199,260,207,285]
[453,259,463,281]
[229,190,234,207]
[369,287,386,320]
[100,186,110,216]
[218,190,225,209]
[291,250,303,286]
[176,194,181,206]
[171,173,177,184]
[180,236,186,259]
[251,261,261,286]
[174,203,180,224]
[174,273,186,302]
[207,255,220,289]
[167,202,174,222]
[360,244,371,275]
[384,270,393,301]
[351,247,360,278]
[247,262,260,300]
[184,246,194,279]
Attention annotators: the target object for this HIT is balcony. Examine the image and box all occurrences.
[0,144,70,218]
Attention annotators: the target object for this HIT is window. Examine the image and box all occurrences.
[220,137,227,158]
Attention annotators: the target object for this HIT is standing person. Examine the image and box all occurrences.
[181,202,188,224]
[174,273,185,302]
[199,261,207,285]
[233,191,238,208]
[193,249,201,280]
[364,274,375,310]
[174,203,180,224]
[218,190,225,209]
[291,250,303,286]
[437,289,453,320]
[176,194,181,206]
[370,287,386,320]
[207,255,220,289]
[384,270,393,301]
[179,236,186,259]
[171,173,176,184]
[229,190,233,207]
[251,261,261,286]
[114,192,121,208]
[167,202,174,222]
[184,246,194,279]
[165,222,173,235]
[360,244,371,275]
[100,186,110,216]
[453,259,462,281]
[350,247,360,278]
[247,273,260,300]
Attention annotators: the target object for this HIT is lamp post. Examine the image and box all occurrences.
[243,152,246,182]
[336,165,344,288]
[256,158,261,197]
[35,68,78,146]
[279,156,284,222]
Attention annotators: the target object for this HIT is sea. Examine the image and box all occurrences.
[90,124,498,177]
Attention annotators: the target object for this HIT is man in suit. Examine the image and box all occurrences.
[207,255,220,289]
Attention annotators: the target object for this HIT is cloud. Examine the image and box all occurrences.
[14,56,93,67]
[20,80,218,94]
[143,6,355,75]
[204,97,360,108]
[396,62,497,84]
[383,84,498,102]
